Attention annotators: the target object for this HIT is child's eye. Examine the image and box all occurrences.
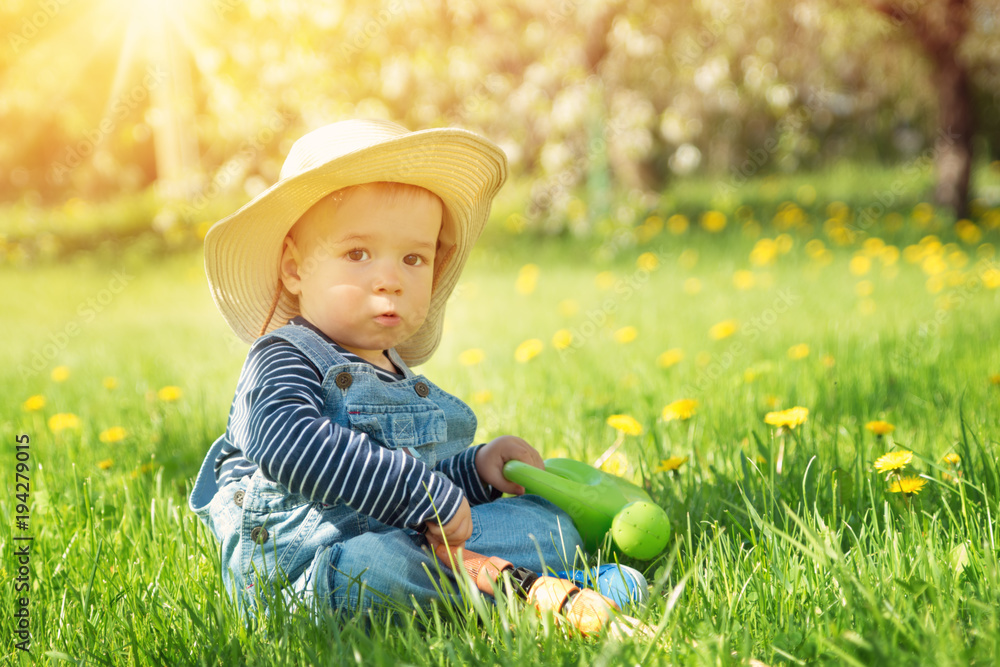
[403,254,426,266]
[346,249,369,261]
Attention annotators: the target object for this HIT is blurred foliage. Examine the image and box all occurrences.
[0,0,998,235]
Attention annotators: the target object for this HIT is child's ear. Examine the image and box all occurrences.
[279,236,303,295]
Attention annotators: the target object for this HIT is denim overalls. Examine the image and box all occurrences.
[189,323,583,618]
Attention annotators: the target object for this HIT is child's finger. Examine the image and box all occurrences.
[507,439,544,469]
[522,446,544,469]
[490,477,526,496]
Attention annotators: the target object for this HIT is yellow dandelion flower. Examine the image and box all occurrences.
[709,320,738,340]
[614,326,638,344]
[873,449,913,474]
[637,215,663,242]
[667,214,689,235]
[552,329,573,350]
[157,386,183,402]
[862,237,885,257]
[849,255,871,276]
[750,239,778,266]
[880,246,900,266]
[733,270,755,290]
[922,254,948,276]
[103,377,118,390]
[902,244,924,264]
[557,299,579,317]
[657,348,684,368]
[655,456,689,473]
[471,390,493,404]
[458,349,485,366]
[700,210,727,233]
[51,366,70,382]
[787,344,810,360]
[23,395,46,411]
[942,453,961,465]
[48,413,81,432]
[990,374,1000,385]
[888,476,927,496]
[516,264,540,295]
[606,414,643,436]
[805,239,827,259]
[662,399,698,422]
[925,275,945,294]
[683,277,702,294]
[917,237,936,251]
[764,406,809,429]
[595,271,616,290]
[599,451,629,476]
[97,459,114,470]
[514,339,544,363]
[99,427,127,444]
[637,252,659,271]
[865,421,895,436]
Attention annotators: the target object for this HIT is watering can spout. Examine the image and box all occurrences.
[503,459,670,559]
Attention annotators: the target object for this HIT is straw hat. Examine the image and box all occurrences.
[204,119,507,366]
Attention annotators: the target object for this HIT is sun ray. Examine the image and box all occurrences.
[99,3,146,137]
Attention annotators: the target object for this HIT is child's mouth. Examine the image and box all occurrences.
[375,312,401,327]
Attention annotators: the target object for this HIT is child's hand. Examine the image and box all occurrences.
[424,497,472,551]
[475,435,544,496]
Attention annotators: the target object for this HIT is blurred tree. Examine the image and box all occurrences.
[867,0,976,219]
[0,0,997,233]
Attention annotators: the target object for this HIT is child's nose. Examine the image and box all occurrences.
[372,260,403,294]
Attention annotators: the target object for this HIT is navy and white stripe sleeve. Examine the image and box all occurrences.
[433,446,503,505]
[226,339,466,530]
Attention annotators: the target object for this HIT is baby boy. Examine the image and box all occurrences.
[188,120,588,617]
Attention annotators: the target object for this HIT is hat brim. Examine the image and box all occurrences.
[204,127,507,365]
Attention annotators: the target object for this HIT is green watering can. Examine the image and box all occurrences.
[503,458,671,560]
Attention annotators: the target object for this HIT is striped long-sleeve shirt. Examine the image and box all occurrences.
[215,326,499,531]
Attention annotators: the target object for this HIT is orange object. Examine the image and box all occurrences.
[565,589,617,635]
[448,549,516,594]
[434,544,630,637]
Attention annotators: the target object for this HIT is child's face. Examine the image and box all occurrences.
[279,185,442,367]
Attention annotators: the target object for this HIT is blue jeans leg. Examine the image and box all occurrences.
[326,494,585,614]
[465,495,583,574]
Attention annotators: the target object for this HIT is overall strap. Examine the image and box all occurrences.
[259,324,348,376]
[385,348,416,379]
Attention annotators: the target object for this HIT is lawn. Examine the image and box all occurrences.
[3,173,1000,665]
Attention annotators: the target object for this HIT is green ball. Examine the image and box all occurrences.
[611,501,671,560]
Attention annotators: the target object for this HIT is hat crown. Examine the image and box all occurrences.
[279,119,411,181]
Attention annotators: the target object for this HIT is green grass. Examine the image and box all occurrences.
[2,187,1000,665]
